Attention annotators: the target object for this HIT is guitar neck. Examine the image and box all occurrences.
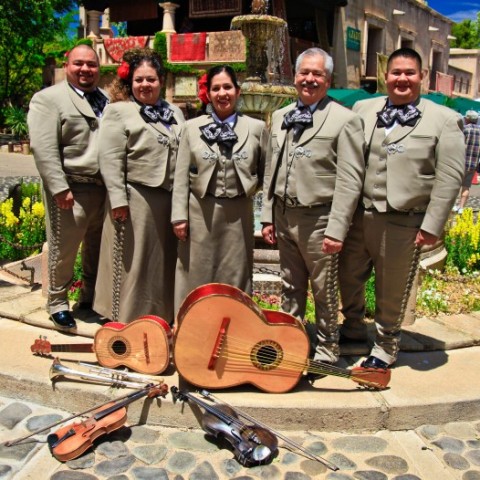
[308,360,352,378]
[307,359,390,390]
[50,344,94,353]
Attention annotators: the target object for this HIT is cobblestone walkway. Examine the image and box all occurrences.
[1,395,480,480]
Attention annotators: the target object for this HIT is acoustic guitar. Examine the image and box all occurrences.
[174,284,390,393]
[31,315,172,375]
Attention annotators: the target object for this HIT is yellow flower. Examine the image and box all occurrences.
[4,211,19,228]
[31,202,45,218]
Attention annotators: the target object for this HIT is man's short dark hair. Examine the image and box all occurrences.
[387,48,422,70]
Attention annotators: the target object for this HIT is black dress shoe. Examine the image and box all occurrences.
[361,355,389,370]
[77,302,93,310]
[50,311,77,330]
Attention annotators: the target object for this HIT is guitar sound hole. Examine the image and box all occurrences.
[251,341,283,371]
[110,339,129,358]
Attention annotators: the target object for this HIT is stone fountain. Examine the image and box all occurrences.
[231,0,296,119]
[232,1,290,293]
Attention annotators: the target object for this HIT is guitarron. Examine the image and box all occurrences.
[173,283,390,393]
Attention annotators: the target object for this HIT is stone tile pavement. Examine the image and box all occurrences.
[2,393,480,480]
[1,153,480,479]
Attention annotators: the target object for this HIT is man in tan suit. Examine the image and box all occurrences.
[28,44,107,330]
[339,48,465,369]
[261,48,365,366]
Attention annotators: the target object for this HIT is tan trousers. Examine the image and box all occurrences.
[339,207,423,364]
[44,182,105,314]
[274,201,339,364]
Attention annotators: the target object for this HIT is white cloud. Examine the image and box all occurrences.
[448,9,479,22]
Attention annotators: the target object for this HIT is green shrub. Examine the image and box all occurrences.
[3,106,28,140]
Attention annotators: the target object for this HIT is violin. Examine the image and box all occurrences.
[171,386,278,467]
[47,383,167,462]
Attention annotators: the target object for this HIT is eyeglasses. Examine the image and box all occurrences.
[296,70,328,79]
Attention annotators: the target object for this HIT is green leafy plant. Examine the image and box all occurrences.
[252,290,316,323]
[68,251,83,301]
[3,106,28,140]
[365,271,376,317]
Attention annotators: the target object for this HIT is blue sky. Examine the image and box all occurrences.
[427,0,479,22]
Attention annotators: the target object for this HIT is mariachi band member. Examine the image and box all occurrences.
[94,48,184,324]
[172,65,268,314]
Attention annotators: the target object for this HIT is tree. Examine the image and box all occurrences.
[0,0,76,110]
[450,13,480,49]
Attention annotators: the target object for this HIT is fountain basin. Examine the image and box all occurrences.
[231,14,286,43]
[240,81,296,115]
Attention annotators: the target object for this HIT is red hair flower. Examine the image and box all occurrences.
[117,61,130,80]
[197,73,209,105]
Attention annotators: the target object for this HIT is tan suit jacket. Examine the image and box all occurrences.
[354,97,465,237]
[171,114,268,222]
[261,97,366,241]
[98,101,185,209]
[28,81,106,196]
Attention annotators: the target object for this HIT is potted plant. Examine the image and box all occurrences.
[4,106,30,154]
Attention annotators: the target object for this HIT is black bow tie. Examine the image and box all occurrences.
[281,105,313,139]
[140,103,177,125]
[200,122,238,147]
[377,104,421,128]
[84,90,108,117]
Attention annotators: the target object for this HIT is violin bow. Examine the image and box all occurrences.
[199,390,338,472]
[3,383,165,447]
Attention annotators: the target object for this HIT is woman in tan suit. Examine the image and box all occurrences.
[172,65,267,313]
[94,48,184,324]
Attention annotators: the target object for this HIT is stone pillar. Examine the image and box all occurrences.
[78,6,87,37]
[159,2,180,33]
[87,9,103,38]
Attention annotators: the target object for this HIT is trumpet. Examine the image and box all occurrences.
[49,358,163,389]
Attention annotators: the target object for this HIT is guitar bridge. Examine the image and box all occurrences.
[144,333,150,364]
[208,317,230,370]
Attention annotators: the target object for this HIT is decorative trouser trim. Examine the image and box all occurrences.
[48,200,62,308]
[111,218,125,322]
[325,252,340,357]
[391,245,421,358]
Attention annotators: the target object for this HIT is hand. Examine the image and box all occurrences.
[173,221,189,241]
[322,236,343,254]
[262,224,277,245]
[112,206,129,222]
[54,190,74,209]
[415,229,438,247]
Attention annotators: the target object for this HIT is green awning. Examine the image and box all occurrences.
[328,88,379,108]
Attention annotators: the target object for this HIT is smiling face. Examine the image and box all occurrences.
[64,46,100,93]
[294,54,331,106]
[207,71,241,120]
[385,55,423,105]
[131,62,162,105]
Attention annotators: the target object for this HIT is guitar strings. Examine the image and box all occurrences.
[213,335,382,386]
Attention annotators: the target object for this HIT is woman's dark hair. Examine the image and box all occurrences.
[109,48,164,102]
[206,65,240,91]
